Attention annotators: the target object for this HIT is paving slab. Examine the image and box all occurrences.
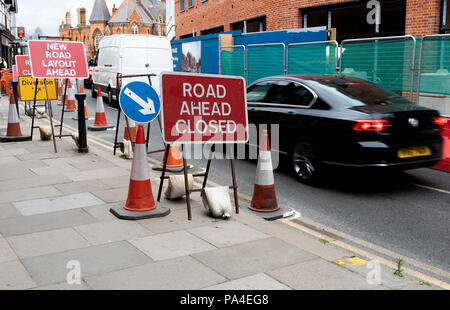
[188,221,270,248]
[98,175,130,189]
[0,202,21,220]
[267,258,381,290]
[137,204,217,234]
[0,165,35,181]
[15,152,59,161]
[30,163,80,176]
[193,237,316,280]
[91,187,128,203]
[204,273,291,290]
[22,241,152,286]
[75,220,152,245]
[65,167,129,182]
[7,228,90,259]
[0,148,29,157]
[54,179,111,195]
[0,260,36,290]
[0,237,17,263]
[69,159,117,171]
[0,209,97,237]
[0,174,71,192]
[83,204,118,222]
[85,256,226,290]
[131,230,216,261]
[14,192,104,216]
[0,185,62,204]
[0,156,19,164]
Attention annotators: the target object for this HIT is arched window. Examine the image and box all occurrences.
[94,33,102,49]
[131,24,139,35]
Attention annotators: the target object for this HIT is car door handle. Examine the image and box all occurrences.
[249,108,257,111]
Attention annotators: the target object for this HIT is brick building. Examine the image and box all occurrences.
[59,0,166,60]
[175,0,450,40]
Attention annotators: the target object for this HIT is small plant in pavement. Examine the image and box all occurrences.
[393,258,404,277]
[419,280,432,287]
[320,239,329,245]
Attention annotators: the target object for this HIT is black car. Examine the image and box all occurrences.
[246,75,444,184]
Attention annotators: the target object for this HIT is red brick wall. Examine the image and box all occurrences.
[175,0,443,39]
[405,0,441,37]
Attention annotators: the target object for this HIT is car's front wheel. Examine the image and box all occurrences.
[291,141,322,184]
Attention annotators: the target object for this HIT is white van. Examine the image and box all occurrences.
[91,35,173,105]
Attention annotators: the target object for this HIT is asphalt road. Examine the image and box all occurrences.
[51,91,450,277]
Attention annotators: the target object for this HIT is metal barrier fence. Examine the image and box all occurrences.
[287,41,339,75]
[340,35,417,101]
[416,35,450,105]
[220,45,247,82]
[247,43,286,84]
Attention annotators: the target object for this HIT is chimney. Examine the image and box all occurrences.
[112,4,118,15]
[65,11,71,26]
[78,8,86,26]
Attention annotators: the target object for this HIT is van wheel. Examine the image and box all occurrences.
[291,141,322,184]
[107,88,113,104]
[91,86,97,98]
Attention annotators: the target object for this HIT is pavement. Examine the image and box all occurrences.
[0,93,444,290]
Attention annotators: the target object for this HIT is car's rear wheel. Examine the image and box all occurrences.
[291,142,322,184]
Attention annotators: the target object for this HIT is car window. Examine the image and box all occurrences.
[247,81,273,102]
[267,81,315,107]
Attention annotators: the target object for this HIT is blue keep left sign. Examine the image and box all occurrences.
[119,81,161,124]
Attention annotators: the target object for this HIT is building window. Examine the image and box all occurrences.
[117,28,121,34]
[94,34,102,50]
[231,16,266,33]
[201,25,224,35]
[180,0,185,12]
[188,0,194,9]
[443,0,449,33]
[131,24,139,34]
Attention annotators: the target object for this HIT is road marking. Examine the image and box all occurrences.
[410,183,450,195]
[29,102,449,289]
[280,219,450,290]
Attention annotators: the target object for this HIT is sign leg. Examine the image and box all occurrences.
[44,79,58,153]
[113,108,121,155]
[59,79,68,139]
[157,145,170,202]
[182,145,192,221]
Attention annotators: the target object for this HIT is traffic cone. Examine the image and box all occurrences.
[152,145,185,172]
[88,88,113,131]
[124,117,137,142]
[64,81,76,112]
[72,84,90,120]
[0,94,32,142]
[110,124,170,220]
[59,79,70,106]
[248,129,280,212]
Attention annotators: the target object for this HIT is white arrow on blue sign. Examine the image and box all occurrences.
[119,81,161,124]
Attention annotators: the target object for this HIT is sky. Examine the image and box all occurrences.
[16,0,118,37]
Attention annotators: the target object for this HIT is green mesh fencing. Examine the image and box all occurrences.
[287,43,338,75]
[418,36,450,95]
[220,47,246,79]
[247,44,285,84]
[340,37,416,93]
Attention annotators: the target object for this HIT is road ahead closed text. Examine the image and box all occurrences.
[161,73,248,143]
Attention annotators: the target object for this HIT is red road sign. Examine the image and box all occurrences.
[12,65,18,81]
[28,40,88,79]
[15,55,31,76]
[161,72,248,144]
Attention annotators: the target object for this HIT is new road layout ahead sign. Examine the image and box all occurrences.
[28,40,89,79]
[160,72,248,144]
[119,81,161,124]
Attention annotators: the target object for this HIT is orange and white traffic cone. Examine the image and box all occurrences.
[72,84,90,120]
[64,81,77,112]
[124,116,137,142]
[152,144,185,172]
[88,88,113,131]
[110,124,170,220]
[248,129,280,212]
[0,94,32,142]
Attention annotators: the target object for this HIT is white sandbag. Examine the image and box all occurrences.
[164,174,194,200]
[202,186,232,219]
[39,126,52,141]
[122,139,133,159]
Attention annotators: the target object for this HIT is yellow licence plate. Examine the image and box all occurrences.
[397,146,431,159]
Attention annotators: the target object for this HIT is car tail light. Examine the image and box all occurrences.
[117,73,122,88]
[433,117,447,127]
[353,120,391,131]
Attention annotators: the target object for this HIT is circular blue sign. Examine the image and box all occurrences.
[119,81,161,124]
